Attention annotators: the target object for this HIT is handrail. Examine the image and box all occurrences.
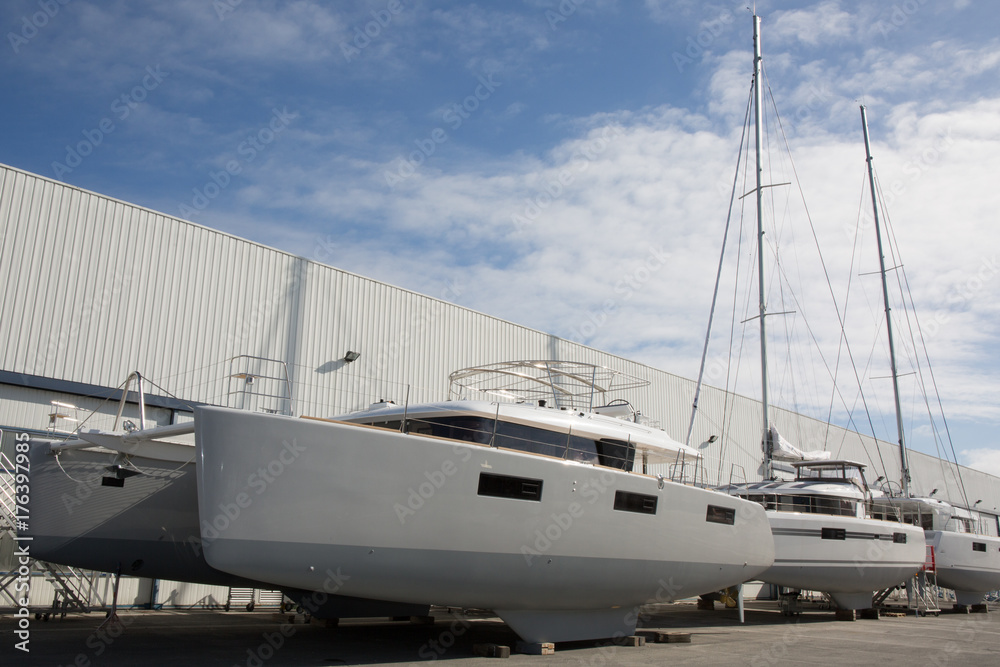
[0,450,18,530]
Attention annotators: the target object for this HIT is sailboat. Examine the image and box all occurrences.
[858,104,1000,610]
[193,360,775,643]
[712,15,925,617]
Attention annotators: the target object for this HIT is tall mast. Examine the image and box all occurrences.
[753,15,773,478]
[860,105,911,497]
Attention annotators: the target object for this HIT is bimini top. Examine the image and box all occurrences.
[721,459,871,501]
[333,398,698,469]
[448,360,650,412]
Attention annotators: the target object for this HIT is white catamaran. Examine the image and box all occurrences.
[857,104,1000,609]
[709,15,925,615]
[194,360,775,643]
[24,371,431,619]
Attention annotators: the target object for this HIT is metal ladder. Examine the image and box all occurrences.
[907,546,941,616]
[0,439,94,618]
[38,561,94,617]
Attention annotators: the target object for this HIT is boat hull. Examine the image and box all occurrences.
[929,530,1000,605]
[25,441,236,584]
[763,511,925,609]
[23,438,430,618]
[194,406,776,642]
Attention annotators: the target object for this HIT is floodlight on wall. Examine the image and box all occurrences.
[344,351,361,363]
[974,499,983,506]
[707,435,718,443]
[929,488,938,497]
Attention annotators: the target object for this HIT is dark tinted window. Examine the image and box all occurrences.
[378,414,635,471]
[478,473,543,501]
[614,491,658,515]
[706,505,736,525]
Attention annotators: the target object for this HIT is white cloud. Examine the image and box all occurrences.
[770,0,854,46]
[962,448,1000,478]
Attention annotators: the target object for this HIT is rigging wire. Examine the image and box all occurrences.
[686,84,753,449]
[758,71,891,480]
[873,170,975,510]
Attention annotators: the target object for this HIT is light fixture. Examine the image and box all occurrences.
[344,351,361,363]
[974,499,982,506]
[707,435,718,443]
[874,475,885,484]
[929,488,938,497]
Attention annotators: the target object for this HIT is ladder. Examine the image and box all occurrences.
[907,545,941,616]
[39,561,94,617]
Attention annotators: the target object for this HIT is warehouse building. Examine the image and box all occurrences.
[1,162,997,609]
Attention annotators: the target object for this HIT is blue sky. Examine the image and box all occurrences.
[3,0,1000,477]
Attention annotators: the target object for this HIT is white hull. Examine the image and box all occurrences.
[195,406,775,642]
[25,442,231,584]
[24,437,430,619]
[764,511,925,609]
[929,530,1000,605]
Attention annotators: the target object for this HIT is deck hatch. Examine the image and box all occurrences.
[706,505,736,525]
[477,472,543,502]
[614,491,658,515]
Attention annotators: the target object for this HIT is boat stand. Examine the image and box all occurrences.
[98,563,124,632]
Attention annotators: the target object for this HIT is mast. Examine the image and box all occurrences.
[860,105,911,497]
[753,15,773,478]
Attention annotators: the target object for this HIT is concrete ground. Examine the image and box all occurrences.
[2,600,997,666]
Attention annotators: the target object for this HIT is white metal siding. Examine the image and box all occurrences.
[1,161,997,522]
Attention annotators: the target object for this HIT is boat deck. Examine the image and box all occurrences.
[3,599,997,665]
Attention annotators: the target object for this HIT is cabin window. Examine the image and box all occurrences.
[614,491,658,515]
[972,542,987,553]
[408,416,494,444]
[477,473,543,502]
[594,438,634,470]
[706,505,736,525]
[893,532,907,544]
[821,528,846,540]
[384,415,636,471]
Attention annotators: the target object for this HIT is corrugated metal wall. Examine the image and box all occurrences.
[1,161,997,525]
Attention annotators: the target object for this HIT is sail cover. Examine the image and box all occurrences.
[768,425,832,462]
